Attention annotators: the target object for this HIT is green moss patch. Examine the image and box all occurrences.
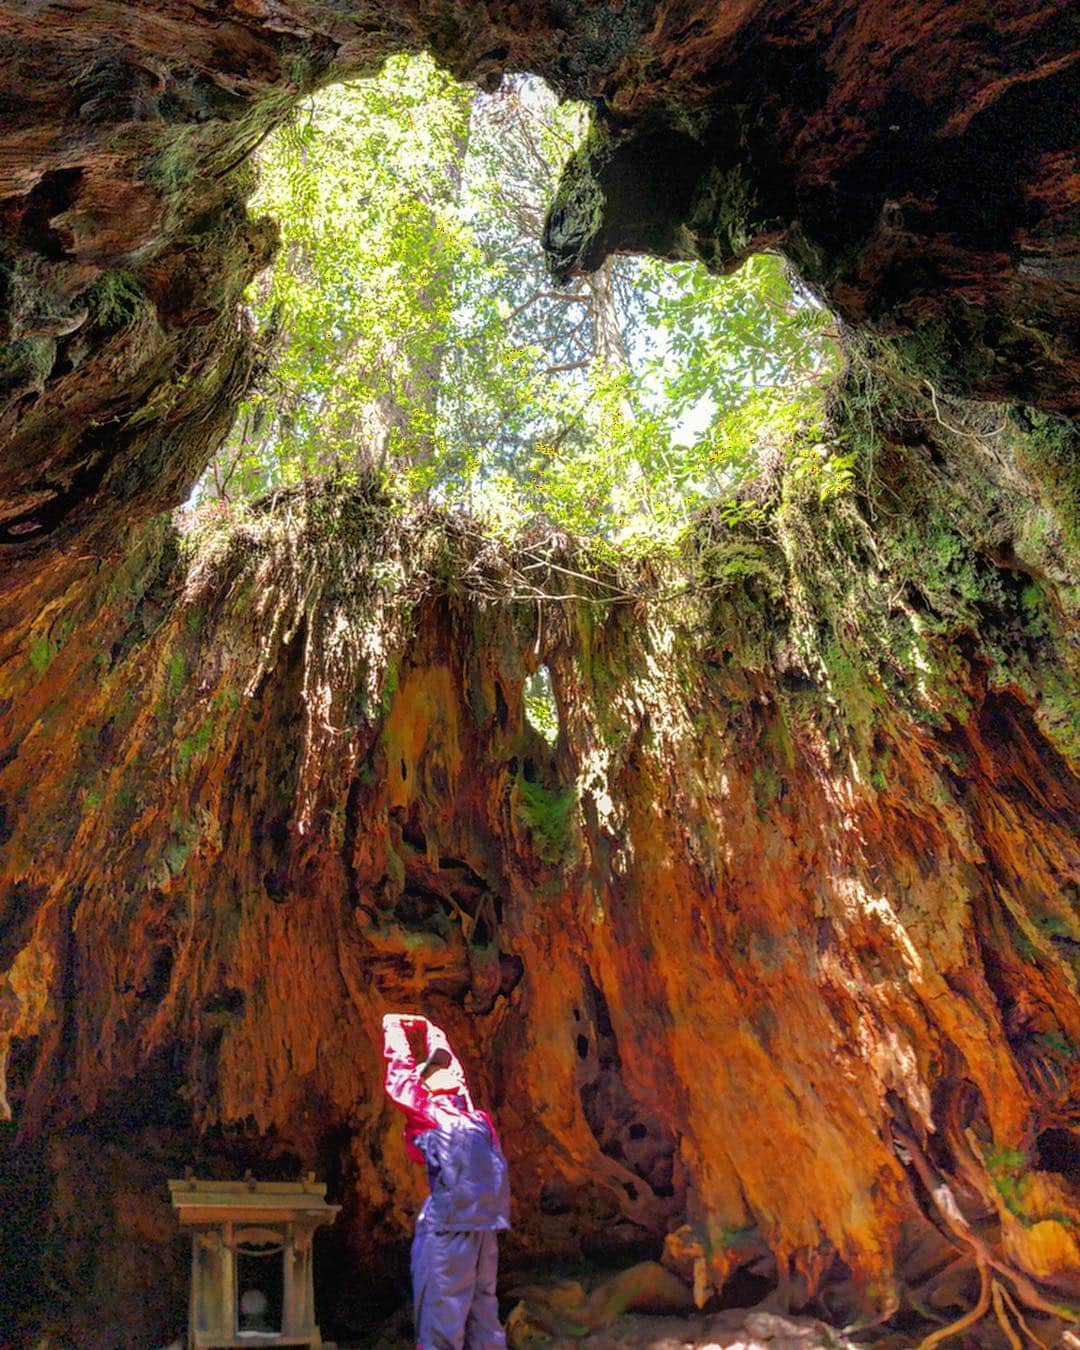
[513,775,579,867]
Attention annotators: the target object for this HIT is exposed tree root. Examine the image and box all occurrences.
[992,1279,1026,1350]
[916,1258,990,1349]
[997,1281,1050,1350]
[895,1124,1074,1346]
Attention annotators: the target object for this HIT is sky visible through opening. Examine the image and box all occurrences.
[190,55,841,544]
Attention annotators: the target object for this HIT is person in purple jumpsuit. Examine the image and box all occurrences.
[382,1012,510,1350]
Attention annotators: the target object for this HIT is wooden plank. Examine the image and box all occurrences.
[170,1194,340,1213]
[169,1179,327,1196]
[194,1337,320,1347]
[173,1206,340,1226]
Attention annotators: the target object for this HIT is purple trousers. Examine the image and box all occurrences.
[411,1225,507,1350]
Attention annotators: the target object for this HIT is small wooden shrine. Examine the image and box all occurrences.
[168,1172,340,1349]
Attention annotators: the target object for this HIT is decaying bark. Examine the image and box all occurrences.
[0,374,1076,1343]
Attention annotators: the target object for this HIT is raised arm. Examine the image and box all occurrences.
[381,1013,473,1140]
[382,1013,428,1113]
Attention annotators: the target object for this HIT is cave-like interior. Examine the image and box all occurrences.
[1,2,1078,1346]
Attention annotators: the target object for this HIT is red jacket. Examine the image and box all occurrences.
[382,1014,509,1231]
[382,1013,501,1160]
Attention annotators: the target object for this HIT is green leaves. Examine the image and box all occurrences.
[194,57,842,551]
[205,55,473,493]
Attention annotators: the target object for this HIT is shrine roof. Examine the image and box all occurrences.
[167,1177,340,1219]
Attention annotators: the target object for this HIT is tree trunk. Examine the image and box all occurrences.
[585,259,649,528]
[365,83,474,487]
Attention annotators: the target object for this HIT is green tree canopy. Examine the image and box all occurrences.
[194,54,842,544]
